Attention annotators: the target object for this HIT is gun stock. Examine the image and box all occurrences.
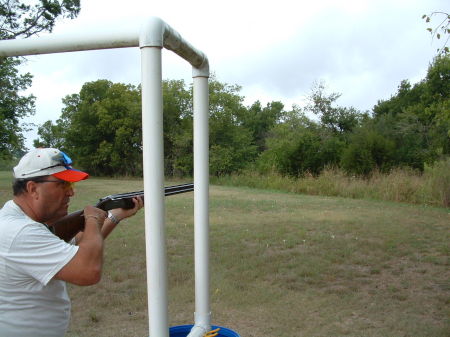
[50,183,193,242]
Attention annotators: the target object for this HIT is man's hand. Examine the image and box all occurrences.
[96,196,143,239]
[83,205,107,226]
[109,196,144,223]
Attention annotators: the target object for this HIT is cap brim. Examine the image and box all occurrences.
[52,168,89,182]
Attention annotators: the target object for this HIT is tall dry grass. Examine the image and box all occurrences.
[211,158,450,208]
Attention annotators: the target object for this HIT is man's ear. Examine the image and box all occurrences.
[26,181,40,200]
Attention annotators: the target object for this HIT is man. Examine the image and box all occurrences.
[0,148,143,336]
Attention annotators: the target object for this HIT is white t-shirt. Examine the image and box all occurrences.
[0,200,79,337]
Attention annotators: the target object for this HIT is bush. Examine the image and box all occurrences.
[341,129,395,176]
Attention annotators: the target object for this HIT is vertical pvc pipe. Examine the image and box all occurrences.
[141,46,169,337]
[192,75,211,335]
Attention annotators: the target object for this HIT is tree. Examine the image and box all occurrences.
[305,81,365,134]
[171,78,261,177]
[59,80,143,176]
[0,0,80,159]
[373,55,450,162]
[256,106,344,177]
[36,80,144,175]
[33,120,65,149]
[208,78,257,176]
[0,57,34,159]
[161,79,192,175]
[237,100,285,153]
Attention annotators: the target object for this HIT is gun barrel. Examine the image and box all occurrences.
[96,183,194,210]
[164,183,194,195]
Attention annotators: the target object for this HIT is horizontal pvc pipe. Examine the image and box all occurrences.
[0,16,209,76]
[0,30,138,56]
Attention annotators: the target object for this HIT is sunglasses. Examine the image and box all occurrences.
[34,179,75,191]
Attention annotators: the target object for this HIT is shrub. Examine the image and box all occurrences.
[341,129,395,176]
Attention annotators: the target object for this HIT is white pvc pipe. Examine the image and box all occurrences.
[140,46,169,337]
[186,75,210,337]
[0,30,138,56]
[0,17,209,72]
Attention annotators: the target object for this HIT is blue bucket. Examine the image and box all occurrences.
[169,324,240,337]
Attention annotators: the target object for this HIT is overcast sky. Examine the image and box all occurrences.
[20,0,449,148]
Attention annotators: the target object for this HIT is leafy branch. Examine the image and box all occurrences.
[0,0,80,39]
[422,11,450,55]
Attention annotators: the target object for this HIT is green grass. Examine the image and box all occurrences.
[0,174,449,336]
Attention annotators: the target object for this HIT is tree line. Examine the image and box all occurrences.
[32,54,449,178]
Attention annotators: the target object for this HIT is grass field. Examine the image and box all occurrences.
[0,173,449,336]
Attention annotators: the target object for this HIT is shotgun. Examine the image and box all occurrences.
[50,183,194,242]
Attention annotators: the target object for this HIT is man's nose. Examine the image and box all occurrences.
[65,183,75,196]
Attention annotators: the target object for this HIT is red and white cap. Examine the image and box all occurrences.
[13,148,89,182]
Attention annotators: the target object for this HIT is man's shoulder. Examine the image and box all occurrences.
[0,200,14,212]
[0,200,42,246]
[0,200,26,225]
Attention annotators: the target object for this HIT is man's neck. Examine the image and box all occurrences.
[13,196,41,223]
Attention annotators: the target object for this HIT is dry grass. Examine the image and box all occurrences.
[212,158,450,208]
[0,174,448,336]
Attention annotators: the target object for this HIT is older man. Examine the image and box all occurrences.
[0,148,143,336]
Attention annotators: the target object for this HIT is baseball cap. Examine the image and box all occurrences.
[13,148,89,182]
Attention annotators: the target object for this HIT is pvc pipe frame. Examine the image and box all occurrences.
[0,16,210,337]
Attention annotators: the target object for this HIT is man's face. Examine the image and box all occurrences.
[33,177,75,223]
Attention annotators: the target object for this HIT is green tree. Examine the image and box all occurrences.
[171,115,193,176]
[58,80,143,176]
[170,78,263,177]
[238,100,285,153]
[306,81,365,135]
[257,106,344,177]
[0,0,80,159]
[33,120,65,149]
[373,80,421,118]
[161,79,192,175]
[374,113,433,171]
[0,57,34,159]
[373,55,450,162]
[38,80,192,176]
[208,78,256,176]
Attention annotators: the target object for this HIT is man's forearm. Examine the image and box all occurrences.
[75,217,104,284]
